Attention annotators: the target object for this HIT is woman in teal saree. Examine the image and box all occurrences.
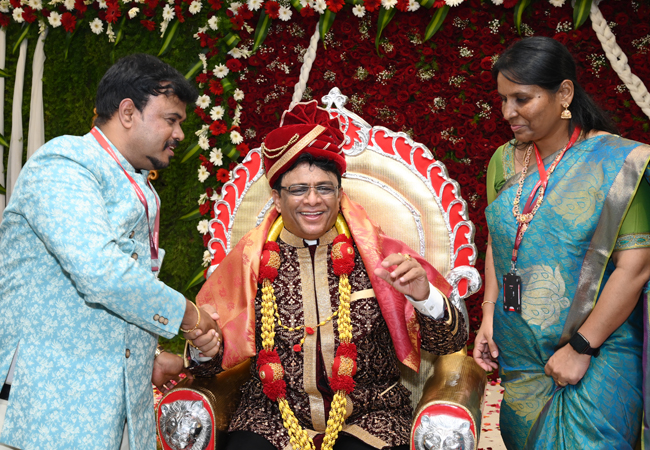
[473,37,650,449]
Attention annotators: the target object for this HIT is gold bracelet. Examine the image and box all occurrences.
[481,300,496,307]
[180,301,201,333]
[154,346,164,358]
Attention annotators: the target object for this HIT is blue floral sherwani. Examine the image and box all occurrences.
[0,129,186,450]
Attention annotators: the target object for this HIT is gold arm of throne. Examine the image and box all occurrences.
[157,88,487,450]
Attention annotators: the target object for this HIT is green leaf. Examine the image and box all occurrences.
[423,5,449,42]
[290,0,303,11]
[63,20,83,60]
[114,15,127,47]
[223,144,238,160]
[319,10,336,41]
[252,10,272,53]
[0,134,8,148]
[179,208,202,221]
[375,7,396,52]
[513,0,533,35]
[221,78,235,93]
[573,0,592,29]
[419,0,436,9]
[184,266,207,292]
[158,20,180,56]
[185,59,203,80]
[0,68,10,78]
[223,32,241,50]
[13,23,32,55]
[181,142,202,163]
[0,184,5,195]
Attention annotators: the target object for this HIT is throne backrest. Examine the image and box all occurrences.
[205,88,480,409]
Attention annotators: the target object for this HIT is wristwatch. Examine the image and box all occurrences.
[568,332,600,357]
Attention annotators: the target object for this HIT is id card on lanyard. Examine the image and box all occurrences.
[90,127,161,275]
[504,127,581,313]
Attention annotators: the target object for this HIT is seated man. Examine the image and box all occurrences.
[187,102,467,450]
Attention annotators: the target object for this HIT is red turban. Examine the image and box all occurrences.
[262,101,346,187]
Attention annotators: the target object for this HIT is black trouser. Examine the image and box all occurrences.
[225,431,409,450]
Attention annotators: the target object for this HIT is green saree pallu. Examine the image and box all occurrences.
[485,135,650,449]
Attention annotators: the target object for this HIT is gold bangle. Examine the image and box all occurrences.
[154,346,164,358]
[481,300,496,307]
[180,301,201,333]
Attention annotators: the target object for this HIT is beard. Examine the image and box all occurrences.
[146,138,179,170]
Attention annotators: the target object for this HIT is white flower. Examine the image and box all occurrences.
[198,193,208,205]
[228,47,244,59]
[12,8,24,23]
[407,0,419,11]
[228,1,241,14]
[48,11,62,27]
[63,0,74,10]
[230,130,243,145]
[352,4,365,17]
[106,23,115,43]
[490,0,503,4]
[208,15,219,30]
[199,53,208,70]
[381,0,397,8]
[278,5,292,20]
[28,0,42,11]
[98,0,107,8]
[197,220,210,235]
[198,166,210,182]
[210,148,223,166]
[213,64,229,78]
[202,250,212,267]
[233,89,245,101]
[196,124,209,136]
[196,94,211,109]
[160,20,168,37]
[0,0,9,14]
[210,106,225,121]
[89,18,104,34]
[445,0,462,5]
[299,0,308,7]
[128,7,139,18]
[247,0,262,11]
[548,0,564,6]
[198,135,210,150]
[162,4,175,20]
[189,0,202,14]
[313,0,326,13]
[210,190,221,201]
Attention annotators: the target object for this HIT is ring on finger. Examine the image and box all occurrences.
[188,340,199,349]
[403,253,412,261]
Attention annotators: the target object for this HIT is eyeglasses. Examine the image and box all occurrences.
[278,184,340,197]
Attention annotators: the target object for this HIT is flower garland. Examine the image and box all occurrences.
[257,215,357,450]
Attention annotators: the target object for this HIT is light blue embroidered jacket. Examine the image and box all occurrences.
[0,129,186,450]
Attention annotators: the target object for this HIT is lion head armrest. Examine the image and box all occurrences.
[411,351,487,450]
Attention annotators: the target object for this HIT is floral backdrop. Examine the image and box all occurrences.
[1,0,649,354]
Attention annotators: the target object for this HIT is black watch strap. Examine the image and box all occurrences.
[568,332,600,357]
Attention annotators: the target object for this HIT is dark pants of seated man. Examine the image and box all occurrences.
[226,431,410,450]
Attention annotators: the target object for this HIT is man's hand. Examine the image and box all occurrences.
[374,253,430,301]
[152,352,191,393]
[183,304,222,358]
[544,343,591,387]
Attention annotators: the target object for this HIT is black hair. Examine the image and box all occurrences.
[492,36,618,136]
[94,53,198,126]
[272,153,342,193]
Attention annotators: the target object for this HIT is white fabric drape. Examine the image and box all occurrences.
[0,27,6,218]
[27,29,48,160]
[5,37,28,204]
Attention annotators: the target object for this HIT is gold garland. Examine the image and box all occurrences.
[260,215,353,450]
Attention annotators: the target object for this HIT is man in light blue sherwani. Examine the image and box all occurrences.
[0,54,221,450]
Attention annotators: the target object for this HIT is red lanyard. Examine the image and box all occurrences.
[511,127,581,267]
[91,127,160,272]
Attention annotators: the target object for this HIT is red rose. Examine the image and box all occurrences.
[202,233,211,247]
[61,12,76,32]
[299,4,314,16]
[237,143,250,158]
[140,19,155,30]
[264,0,280,18]
[503,0,516,7]
[226,58,242,72]
[199,201,212,216]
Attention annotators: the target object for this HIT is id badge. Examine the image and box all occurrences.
[503,272,521,313]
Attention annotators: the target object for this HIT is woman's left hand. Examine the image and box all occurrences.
[544,344,592,387]
[374,253,430,301]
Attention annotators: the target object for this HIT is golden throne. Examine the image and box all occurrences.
[157,88,486,450]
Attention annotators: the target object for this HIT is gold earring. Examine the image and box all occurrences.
[561,103,572,120]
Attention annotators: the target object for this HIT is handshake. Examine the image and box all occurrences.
[180,299,222,358]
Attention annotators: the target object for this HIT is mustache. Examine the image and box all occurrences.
[165,139,180,150]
